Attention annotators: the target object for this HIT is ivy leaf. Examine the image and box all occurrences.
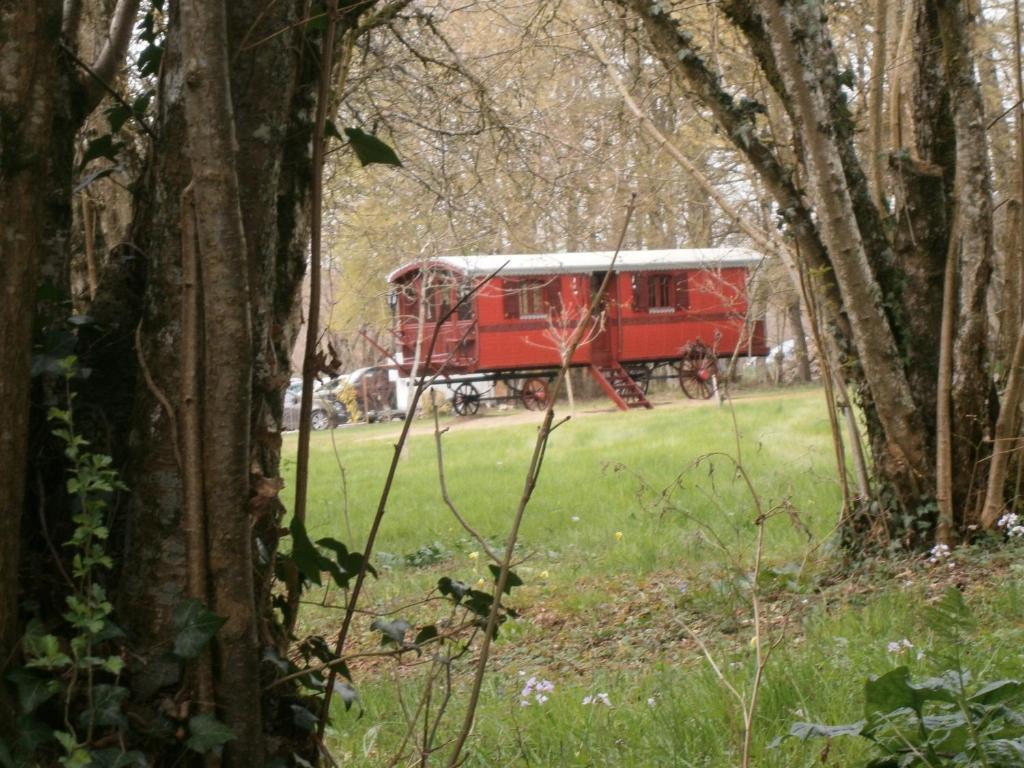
[487,565,524,594]
[463,589,495,618]
[291,704,318,731]
[344,127,402,167]
[6,668,60,714]
[186,714,235,753]
[131,92,152,117]
[137,44,163,77]
[438,577,470,603]
[289,516,323,586]
[333,680,360,711]
[172,599,226,659]
[324,119,343,141]
[414,625,438,647]
[316,537,376,587]
[106,104,133,134]
[370,618,410,646]
[80,135,122,168]
[78,684,128,729]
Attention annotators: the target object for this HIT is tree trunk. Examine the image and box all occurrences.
[180,0,262,760]
[0,0,63,724]
[759,0,929,495]
[933,0,994,524]
[787,300,812,383]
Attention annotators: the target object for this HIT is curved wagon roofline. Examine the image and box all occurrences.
[386,247,763,283]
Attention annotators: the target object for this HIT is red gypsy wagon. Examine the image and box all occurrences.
[385,248,767,414]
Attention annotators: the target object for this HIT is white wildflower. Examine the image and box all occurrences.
[997,512,1020,529]
[928,543,951,564]
[520,676,554,707]
[887,638,914,654]
[582,692,611,707]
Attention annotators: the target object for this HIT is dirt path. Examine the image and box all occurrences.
[347,386,821,443]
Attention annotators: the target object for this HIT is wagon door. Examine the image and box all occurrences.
[589,271,618,366]
[426,277,477,370]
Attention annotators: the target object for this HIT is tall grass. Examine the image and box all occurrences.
[280,389,1024,766]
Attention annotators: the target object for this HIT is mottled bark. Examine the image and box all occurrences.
[760,0,929,494]
[787,301,811,383]
[868,0,888,208]
[0,0,63,724]
[180,0,262,760]
[119,1,192,698]
[934,0,994,523]
[889,0,955,467]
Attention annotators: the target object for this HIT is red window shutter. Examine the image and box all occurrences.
[503,279,518,319]
[543,277,561,313]
[633,273,649,311]
[674,272,689,310]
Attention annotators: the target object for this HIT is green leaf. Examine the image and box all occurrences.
[172,599,226,659]
[970,680,1024,706]
[80,135,122,168]
[370,619,410,646]
[488,565,524,594]
[186,714,235,753]
[79,684,128,729]
[333,680,360,711]
[289,516,323,586]
[344,127,402,167]
[291,704,318,731]
[438,577,469,602]
[316,537,349,560]
[105,104,133,134]
[131,92,152,117]
[778,720,865,744]
[414,625,438,647]
[0,740,12,768]
[137,44,162,77]
[6,668,60,714]
[464,589,495,618]
[865,667,918,715]
[324,119,343,141]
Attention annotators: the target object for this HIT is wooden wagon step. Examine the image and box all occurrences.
[588,364,653,411]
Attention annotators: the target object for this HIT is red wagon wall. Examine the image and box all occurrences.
[391,264,765,376]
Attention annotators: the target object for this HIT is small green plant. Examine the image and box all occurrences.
[5,357,236,765]
[778,587,1024,766]
[5,357,137,766]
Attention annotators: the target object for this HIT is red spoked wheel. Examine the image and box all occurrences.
[678,344,717,400]
[520,377,550,410]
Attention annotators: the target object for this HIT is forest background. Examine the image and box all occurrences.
[3,0,1024,764]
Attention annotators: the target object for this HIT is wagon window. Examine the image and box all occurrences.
[503,277,559,319]
[457,283,474,320]
[633,271,688,313]
[648,274,672,310]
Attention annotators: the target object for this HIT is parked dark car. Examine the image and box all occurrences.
[282,378,348,430]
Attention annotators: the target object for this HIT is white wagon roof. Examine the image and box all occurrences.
[387,247,763,282]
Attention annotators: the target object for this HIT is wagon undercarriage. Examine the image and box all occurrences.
[436,343,722,416]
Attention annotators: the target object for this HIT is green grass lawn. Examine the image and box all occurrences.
[281,389,1024,766]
